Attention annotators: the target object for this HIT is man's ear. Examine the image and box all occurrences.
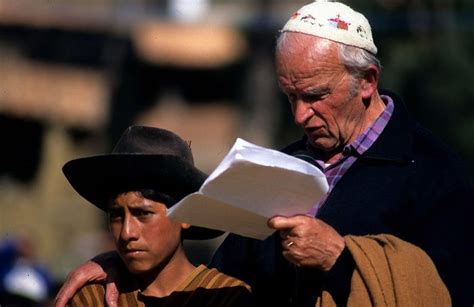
[181,223,191,230]
[360,64,379,99]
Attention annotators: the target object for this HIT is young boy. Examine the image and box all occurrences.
[62,126,252,306]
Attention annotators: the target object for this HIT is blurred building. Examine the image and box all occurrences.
[0,0,304,283]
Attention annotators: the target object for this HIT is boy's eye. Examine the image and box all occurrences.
[108,209,123,220]
[134,209,154,218]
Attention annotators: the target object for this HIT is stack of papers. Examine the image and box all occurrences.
[167,138,328,240]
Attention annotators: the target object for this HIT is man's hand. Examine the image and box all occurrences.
[268,215,345,271]
[54,252,120,307]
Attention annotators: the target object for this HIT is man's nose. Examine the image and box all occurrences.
[293,101,315,125]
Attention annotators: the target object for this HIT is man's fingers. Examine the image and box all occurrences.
[54,284,75,307]
[105,267,120,307]
[54,270,89,307]
[268,216,294,229]
[105,281,119,307]
[54,259,109,307]
[268,215,309,230]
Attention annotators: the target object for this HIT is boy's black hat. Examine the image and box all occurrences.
[63,125,223,240]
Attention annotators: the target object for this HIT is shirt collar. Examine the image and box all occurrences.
[347,95,394,156]
[306,95,394,165]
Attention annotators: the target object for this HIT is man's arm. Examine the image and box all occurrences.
[54,251,120,307]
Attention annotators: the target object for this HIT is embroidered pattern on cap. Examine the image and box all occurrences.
[328,15,350,30]
[281,1,378,54]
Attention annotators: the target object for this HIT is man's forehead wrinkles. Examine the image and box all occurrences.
[278,78,327,94]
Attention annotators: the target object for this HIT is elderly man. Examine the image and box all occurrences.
[55,1,472,306]
[212,1,472,306]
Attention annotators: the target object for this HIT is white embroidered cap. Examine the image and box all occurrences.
[281,0,377,54]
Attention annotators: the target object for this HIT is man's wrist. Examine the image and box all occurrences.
[323,245,355,305]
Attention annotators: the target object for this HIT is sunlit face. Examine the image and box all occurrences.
[276,33,367,155]
[108,191,185,275]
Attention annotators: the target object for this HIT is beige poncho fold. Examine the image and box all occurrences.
[317,234,451,307]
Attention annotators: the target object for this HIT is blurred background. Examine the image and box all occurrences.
[0,0,472,305]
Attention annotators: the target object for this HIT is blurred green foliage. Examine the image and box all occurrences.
[353,1,473,180]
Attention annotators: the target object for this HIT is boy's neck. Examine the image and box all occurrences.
[136,247,196,298]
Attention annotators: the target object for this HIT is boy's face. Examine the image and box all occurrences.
[108,191,187,274]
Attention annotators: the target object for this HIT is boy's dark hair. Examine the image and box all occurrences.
[107,188,177,209]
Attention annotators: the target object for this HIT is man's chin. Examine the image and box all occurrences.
[308,138,337,153]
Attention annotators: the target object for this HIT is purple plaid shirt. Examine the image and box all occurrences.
[307,95,394,216]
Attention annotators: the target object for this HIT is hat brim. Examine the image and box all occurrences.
[63,154,223,240]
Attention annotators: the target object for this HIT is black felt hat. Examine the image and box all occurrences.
[62,125,223,240]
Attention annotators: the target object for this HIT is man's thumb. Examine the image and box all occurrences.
[105,276,119,307]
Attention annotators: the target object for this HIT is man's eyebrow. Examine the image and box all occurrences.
[304,87,330,95]
[277,83,331,95]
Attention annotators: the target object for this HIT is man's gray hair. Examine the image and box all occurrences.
[276,32,381,77]
[339,43,382,79]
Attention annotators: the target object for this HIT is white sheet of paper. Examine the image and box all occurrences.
[167,138,328,240]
